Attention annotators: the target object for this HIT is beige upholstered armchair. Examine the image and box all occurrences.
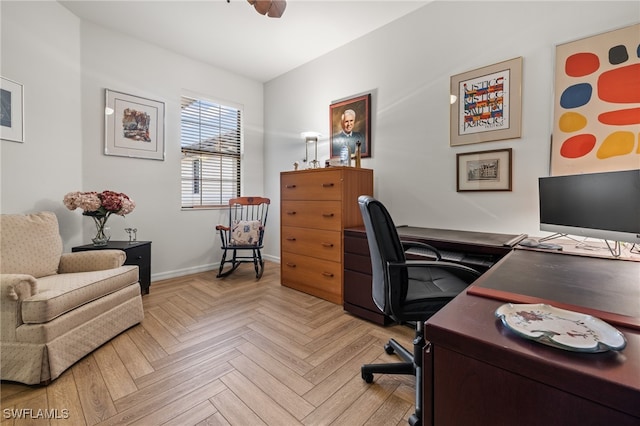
[0,211,144,385]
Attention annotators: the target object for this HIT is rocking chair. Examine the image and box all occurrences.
[215,196,270,279]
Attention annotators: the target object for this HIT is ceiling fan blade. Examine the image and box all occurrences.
[267,0,286,18]
[252,0,271,15]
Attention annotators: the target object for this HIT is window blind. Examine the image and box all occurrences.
[181,96,241,207]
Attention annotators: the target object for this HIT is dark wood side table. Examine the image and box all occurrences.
[72,241,152,294]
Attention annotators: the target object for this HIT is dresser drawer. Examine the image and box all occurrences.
[281,170,342,201]
[281,226,341,262]
[281,252,342,304]
[281,200,342,230]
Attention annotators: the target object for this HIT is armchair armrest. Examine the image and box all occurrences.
[1,274,38,339]
[58,250,126,274]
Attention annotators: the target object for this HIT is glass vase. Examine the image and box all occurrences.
[91,215,111,246]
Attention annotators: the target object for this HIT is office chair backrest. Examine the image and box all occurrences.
[358,195,408,317]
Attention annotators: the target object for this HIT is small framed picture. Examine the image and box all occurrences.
[105,89,165,160]
[330,93,371,159]
[450,57,522,146]
[0,77,25,143]
[456,148,512,192]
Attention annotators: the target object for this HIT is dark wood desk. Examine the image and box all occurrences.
[424,249,640,425]
[343,226,523,325]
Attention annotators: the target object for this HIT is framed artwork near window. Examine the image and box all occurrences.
[105,89,165,160]
[551,23,640,176]
[450,57,522,146]
[330,93,371,159]
[456,148,512,192]
[0,77,25,143]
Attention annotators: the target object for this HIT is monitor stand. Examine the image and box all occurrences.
[539,233,622,257]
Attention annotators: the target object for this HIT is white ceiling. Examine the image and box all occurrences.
[59,0,430,82]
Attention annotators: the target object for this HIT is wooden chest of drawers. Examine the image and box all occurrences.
[280,167,373,304]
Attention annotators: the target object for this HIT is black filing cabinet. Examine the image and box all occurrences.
[72,241,152,294]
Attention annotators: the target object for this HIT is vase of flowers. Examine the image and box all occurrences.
[63,190,136,246]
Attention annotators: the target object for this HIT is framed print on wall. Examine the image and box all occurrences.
[551,23,640,176]
[330,93,371,158]
[105,89,165,160]
[450,57,522,146]
[0,77,25,143]
[456,148,512,192]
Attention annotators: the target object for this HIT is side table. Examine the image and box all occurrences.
[72,241,152,294]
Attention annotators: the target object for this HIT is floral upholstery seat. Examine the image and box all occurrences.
[0,211,144,385]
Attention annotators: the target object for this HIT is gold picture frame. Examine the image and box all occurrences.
[450,57,522,146]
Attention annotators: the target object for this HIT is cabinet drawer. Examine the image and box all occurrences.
[344,234,370,256]
[124,245,149,267]
[281,252,342,304]
[282,226,341,262]
[344,269,378,313]
[344,252,372,275]
[281,201,342,230]
[281,170,342,201]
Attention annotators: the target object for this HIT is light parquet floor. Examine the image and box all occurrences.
[1,262,417,426]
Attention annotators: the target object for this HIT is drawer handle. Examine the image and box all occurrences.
[285,184,297,189]
[322,272,334,278]
[286,263,296,268]
[286,211,297,215]
[322,183,335,188]
[286,237,297,241]
[136,256,143,260]
[321,242,334,247]
[322,213,335,217]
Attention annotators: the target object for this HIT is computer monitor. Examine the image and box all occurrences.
[538,169,640,245]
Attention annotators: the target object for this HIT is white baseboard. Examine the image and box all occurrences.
[150,255,281,282]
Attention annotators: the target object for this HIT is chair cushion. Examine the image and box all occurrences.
[0,212,63,278]
[21,266,138,324]
[230,220,261,245]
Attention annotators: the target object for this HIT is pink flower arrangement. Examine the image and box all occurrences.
[63,190,135,217]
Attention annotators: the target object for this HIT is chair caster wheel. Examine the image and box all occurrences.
[408,413,421,426]
[384,343,394,354]
[362,371,374,383]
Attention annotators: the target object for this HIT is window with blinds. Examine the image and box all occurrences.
[181,96,242,208]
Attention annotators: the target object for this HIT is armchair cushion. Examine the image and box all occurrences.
[0,212,62,278]
[21,266,138,324]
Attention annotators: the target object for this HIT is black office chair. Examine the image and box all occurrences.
[358,195,481,426]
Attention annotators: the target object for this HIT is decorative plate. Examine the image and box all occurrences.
[495,303,626,353]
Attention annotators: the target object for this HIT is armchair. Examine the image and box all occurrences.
[357,196,481,426]
[0,211,144,385]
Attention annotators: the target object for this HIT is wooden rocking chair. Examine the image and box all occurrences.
[215,196,270,279]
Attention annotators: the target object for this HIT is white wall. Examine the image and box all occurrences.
[263,1,640,258]
[1,1,84,246]
[1,1,265,281]
[3,1,637,280]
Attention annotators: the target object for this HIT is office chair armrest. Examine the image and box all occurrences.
[404,260,480,275]
[401,240,442,260]
[390,260,482,285]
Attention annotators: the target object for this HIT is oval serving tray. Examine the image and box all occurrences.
[495,303,626,353]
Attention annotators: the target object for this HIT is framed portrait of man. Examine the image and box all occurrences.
[330,93,371,159]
